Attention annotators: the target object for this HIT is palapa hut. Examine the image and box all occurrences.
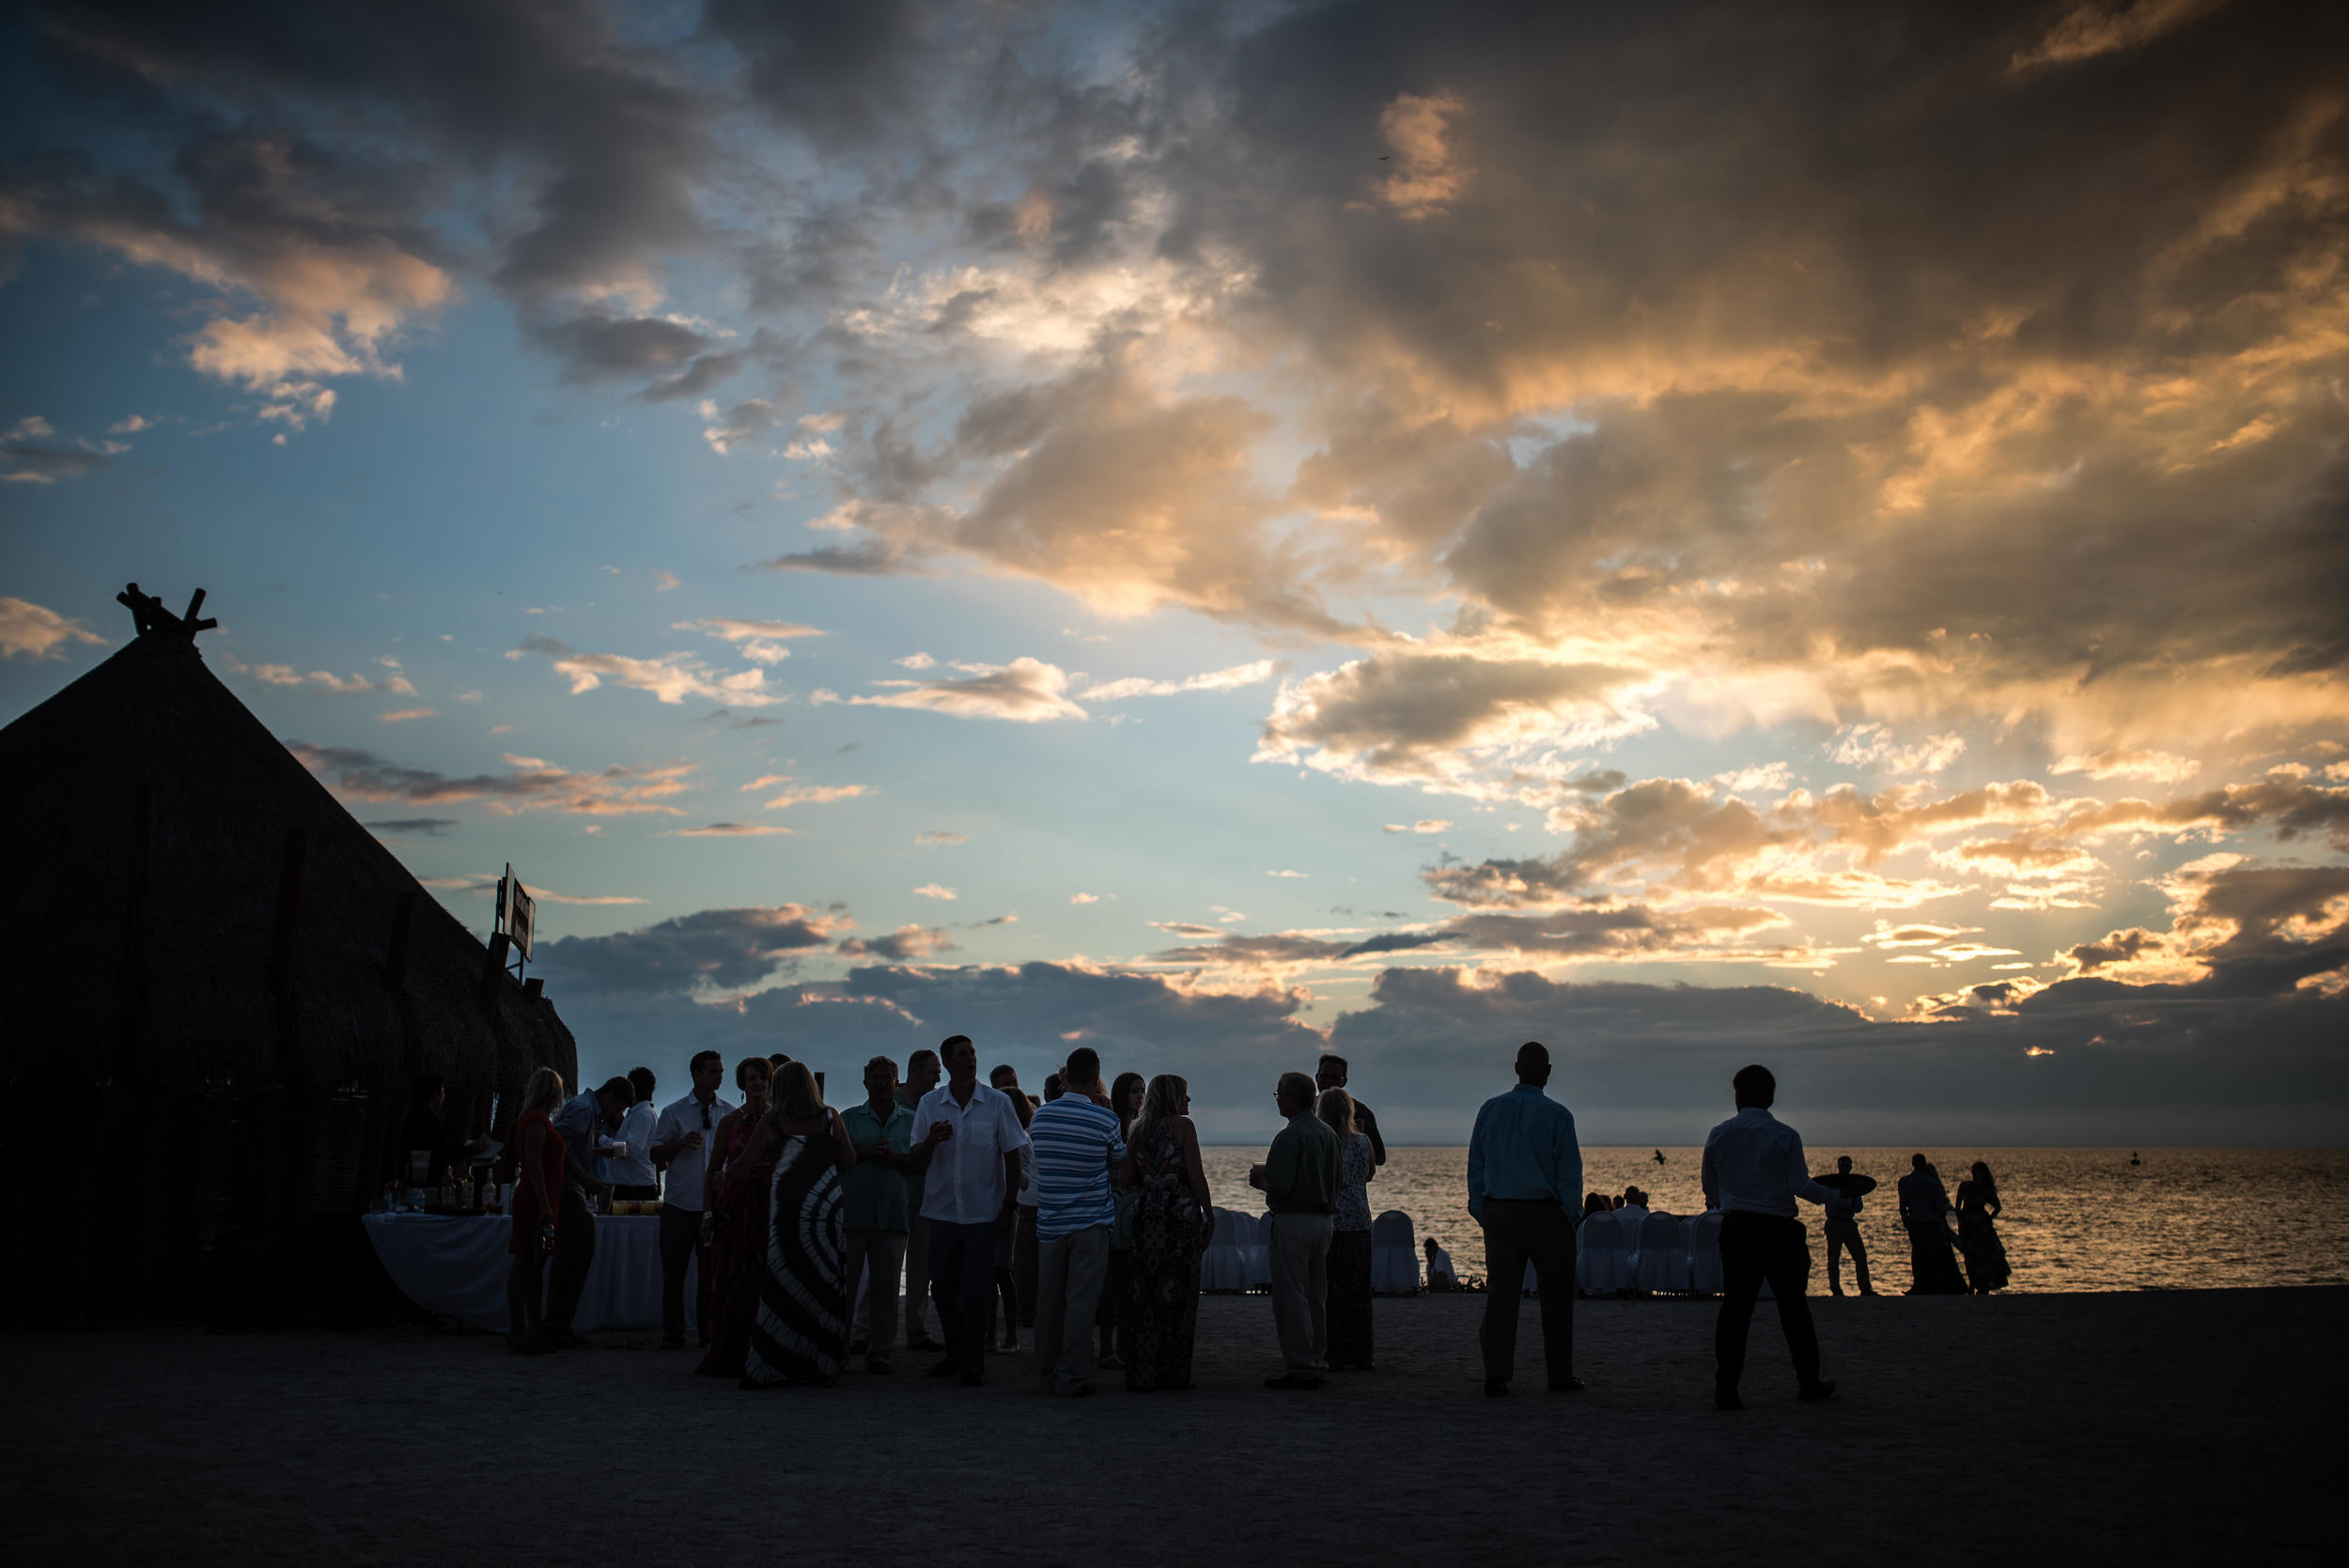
[0,585,577,1320]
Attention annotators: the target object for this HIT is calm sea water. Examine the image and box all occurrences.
[1198,1147,2349,1293]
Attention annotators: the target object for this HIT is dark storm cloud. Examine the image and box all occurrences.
[525,314,715,382]
[533,905,848,994]
[362,816,460,837]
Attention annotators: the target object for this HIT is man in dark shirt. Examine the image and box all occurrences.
[1316,1053,1385,1167]
[1250,1070,1340,1389]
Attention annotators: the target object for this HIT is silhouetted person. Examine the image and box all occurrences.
[1818,1155,1878,1296]
[1251,1070,1339,1389]
[1954,1160,2010,1294]
[1466,1041,1583,1396]
[1701,1063,1836,1409]
[897,1048,944,1351]
[1316,1053,1385,1167]
[1898,1154,1966,1295]
[1423,1236,1457,1290]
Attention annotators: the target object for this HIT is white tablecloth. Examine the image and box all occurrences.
[362,1213,695,1334]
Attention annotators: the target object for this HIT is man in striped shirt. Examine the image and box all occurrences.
[1027,1047,1128,1396]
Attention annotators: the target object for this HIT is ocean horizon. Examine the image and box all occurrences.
[1193,1146,2349,1294]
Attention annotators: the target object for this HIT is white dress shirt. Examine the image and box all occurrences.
[1701,1107,1837,1218]
[910,1081,1029,1225]
[652,1092,736,1211]
[605,1101,658,1188]
[1614,1203,1651,1238]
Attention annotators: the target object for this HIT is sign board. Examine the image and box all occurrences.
[497,864,536,960]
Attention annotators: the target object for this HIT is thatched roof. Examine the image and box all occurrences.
[0,593,575,1289]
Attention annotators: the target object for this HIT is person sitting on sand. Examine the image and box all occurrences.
[1423,1236,1457,1290]
[1701,1063,1839,1410]
[1580,1192,1612,1223]
[1467,1041,1584,1396]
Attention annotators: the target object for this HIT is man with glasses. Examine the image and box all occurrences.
[651,1051,733,1351]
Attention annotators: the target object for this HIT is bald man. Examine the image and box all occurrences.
[1465,1041,1585,1395]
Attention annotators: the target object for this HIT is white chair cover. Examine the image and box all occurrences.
[1613,1205,1650,1281]
[1636,1211,1690,1293]
[1369,1209,1420,1294]
[363,1212,690,1333]
[1577,1212,1629,1293]
[1244,1211,1274,1291]
[1200,1206,1248,1292]
[1688,1211,1725,1296]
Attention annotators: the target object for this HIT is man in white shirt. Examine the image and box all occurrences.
[606,1067,660,1200]
[907,1033,1028,1386]
[1699,1063,1839,1409]
[650,1051,733,1350]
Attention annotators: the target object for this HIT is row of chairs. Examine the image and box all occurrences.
[1522,1210,1735,1296]
[1200,1207,1424,1295]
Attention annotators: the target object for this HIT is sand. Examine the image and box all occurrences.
[5,1288,2338,1564]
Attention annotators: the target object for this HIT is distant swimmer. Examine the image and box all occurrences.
[2130,1152,2141,1166]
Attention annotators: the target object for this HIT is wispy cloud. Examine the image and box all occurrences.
[666,822,795,837]
[916,830,967,846]
[913,883,958,900]
[507,633,782,706]
[293,743,692,815]
[1082,660,1281,703]
[828,658,1086,722]
[682,616,824,665]
[0,596,109,660]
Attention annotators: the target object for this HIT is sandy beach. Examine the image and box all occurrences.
[6,1287,2337,1564]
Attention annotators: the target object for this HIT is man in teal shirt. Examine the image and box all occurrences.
[1466,1040,1584,1396]
[842,1055,916,1374]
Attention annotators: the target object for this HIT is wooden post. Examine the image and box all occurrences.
[384,889,417,990]
[268,829,310,1023]
[522,976,545,1003]
[477,932,510,1011]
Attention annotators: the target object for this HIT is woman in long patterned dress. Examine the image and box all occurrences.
[1320,1087,1376,1371]
[1954,1160,2012,1295]
[1115,1074,1213,1391]
[740,1062,857,1389]
[695,1057,772,1377]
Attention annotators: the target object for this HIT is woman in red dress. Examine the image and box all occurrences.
[505,1067,568,1355]
[696,1057,774,1377]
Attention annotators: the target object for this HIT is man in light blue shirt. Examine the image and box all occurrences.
[1465,1040,1583,1396]
[1700,1063,1838,1409]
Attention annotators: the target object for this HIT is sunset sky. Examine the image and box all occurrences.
[4,1,2344,1142]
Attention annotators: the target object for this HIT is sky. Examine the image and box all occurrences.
[3,0,2345,1144]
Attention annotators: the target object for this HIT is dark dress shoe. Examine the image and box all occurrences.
[1484,1380,1510,1396]
[1715,1387,1745,1410]
[926,1358,961,1377]
[1548,1376,1587,1392]
[1799,1379,1838,1402]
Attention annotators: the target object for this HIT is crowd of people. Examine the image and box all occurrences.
[476,1038,2012,1405]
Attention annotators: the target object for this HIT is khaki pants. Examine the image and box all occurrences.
[1267,1211,1332,1376]
[1033,1224,1110,1394]
[841,1228,907,1363]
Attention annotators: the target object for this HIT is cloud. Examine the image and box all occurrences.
[416,874,644,908]
[1368,91,1470,220]
[1824,724,1967,776]
[1069,892,1101,905]
[1384,819,1454,834]
[915,831,966,846]
[0,597,109,660]
[683,616,825,665]
[835,924,956,962]
[667,822,794,837]
[376,706,435,723]
[653,571,681,593]
[748,539,914,576]
[362,816,459,837]
[535,906,848,995]
[912,884,957,901]
[1255,650,1656,793]
[2,415,127,483]
[762,784,867,810]
[506,633,782,706]
[291,742,692,815]
[1266,869,1309,878]
[1082,660,1281,703]
[2052,749,2201,784]
[838,657,1087,723]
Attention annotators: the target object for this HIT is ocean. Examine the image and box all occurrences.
[1197,1146,2349,1293]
